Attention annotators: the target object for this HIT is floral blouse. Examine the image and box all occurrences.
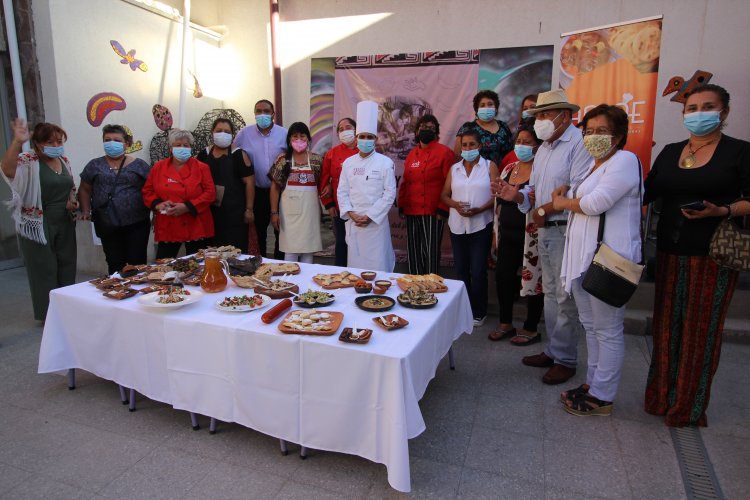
[456,119,513,166]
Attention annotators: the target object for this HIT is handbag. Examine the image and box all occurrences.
[93,157,126,238]
[709,208,750,271]
[581,157,645,308]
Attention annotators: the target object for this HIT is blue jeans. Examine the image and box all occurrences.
[538,226,580,368]
[450,222,493,319]
[333,215,348,267]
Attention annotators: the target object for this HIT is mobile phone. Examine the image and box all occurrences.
[680,201,706,211]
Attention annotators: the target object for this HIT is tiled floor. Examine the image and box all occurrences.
[1,265,748,499]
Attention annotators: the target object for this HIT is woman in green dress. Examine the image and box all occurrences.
[1,118,78,321]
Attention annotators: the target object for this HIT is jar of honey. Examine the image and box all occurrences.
[200,252,228,293]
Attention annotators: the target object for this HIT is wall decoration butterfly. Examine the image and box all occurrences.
[110,40,148,72]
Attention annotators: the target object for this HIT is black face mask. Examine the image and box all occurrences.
[417,129,436,144]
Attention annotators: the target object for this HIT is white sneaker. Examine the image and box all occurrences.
[473,316,486,327]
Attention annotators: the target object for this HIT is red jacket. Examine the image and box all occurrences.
[320,143,359,210]
[397,141,454,216]
[142,156,216,243]
[500,150,518,170]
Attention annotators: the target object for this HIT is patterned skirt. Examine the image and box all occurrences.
[644,251,738,427]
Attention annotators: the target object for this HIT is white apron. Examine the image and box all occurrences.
[279,159,322,254]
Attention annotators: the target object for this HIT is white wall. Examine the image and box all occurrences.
[278,0,750,154]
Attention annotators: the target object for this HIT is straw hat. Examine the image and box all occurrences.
[526,89,580,115]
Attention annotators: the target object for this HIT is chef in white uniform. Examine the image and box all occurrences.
[337,100,397,272]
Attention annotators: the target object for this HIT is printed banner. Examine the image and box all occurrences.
[559,17,662,168]
[311,47,553,263]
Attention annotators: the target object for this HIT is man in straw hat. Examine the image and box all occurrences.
[496,89,592,385]
[337,100,397,272]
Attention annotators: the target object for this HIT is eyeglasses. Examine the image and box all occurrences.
[582,127,613,136]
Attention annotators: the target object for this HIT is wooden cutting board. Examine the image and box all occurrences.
[277,310,344,336]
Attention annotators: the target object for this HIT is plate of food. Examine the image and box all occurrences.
[102,288,139,300]
[278,309,343,336]
[293,289,336,308]
[339,327,373,344]
[355,295,395,313]
[312,271,361,289]
[266,262,301,276]
[397,288,438,309]
[215,294,271,312]
[253,279,300,299]
[196,245,242,260]
[138,288,202,308]
[396,274,448,293]
[373,314,409,331]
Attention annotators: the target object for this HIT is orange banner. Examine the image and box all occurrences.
[559,18,662,170]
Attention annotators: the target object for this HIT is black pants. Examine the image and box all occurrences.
[254,187,283,259]
[450,223,493,319]
[495,227,544,331]
[156,238,209,260]
[100,218,151,274]
[333,215,348,267]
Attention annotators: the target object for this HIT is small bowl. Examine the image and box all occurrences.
[361,271,377,281]
[354,283,373,294]
[373,285,387,295]
[374,280,392,290]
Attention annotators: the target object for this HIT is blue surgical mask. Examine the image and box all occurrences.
[256,114,273,129]
[43,145,64,158]
[514,144,535,162]
[357,139,375,154]
[172,147,192,161]
[521,110,531,119]
[683,110,722,136]
[103,140,125,158]
[461,149,480,162]
[477,107,496,121]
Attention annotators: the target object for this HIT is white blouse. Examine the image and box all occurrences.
[447,157,494,235]
[560,150,643,294]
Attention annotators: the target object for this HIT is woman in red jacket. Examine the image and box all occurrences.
[398,114,455,274]
[320,117,358,266]
[142,129,216,259]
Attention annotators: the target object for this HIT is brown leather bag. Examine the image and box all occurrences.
[709,215,750,272]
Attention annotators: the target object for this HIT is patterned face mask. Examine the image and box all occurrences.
[583,134,614,159]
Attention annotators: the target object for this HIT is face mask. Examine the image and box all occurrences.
[291,139,308,153]
[357,138,375,154]
[256,114,273,129]
[338,129,355,144]
[213,132,233,148]
[172,147,192,161]
[476,107,496,121]
[514,144,535,162]
[533,114,561,141]
[417,129,436,144]
[461,149,480,162]
[43,145,64,158]
[103,141,125,158]
[583,134,614,159]
[683,110,722,136]
[521,110,531,119]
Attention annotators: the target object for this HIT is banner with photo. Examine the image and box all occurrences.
[310,47,553,263]
[559,16,663,169]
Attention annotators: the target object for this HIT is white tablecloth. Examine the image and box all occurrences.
[38,261,474,491]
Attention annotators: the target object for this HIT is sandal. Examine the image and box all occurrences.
[488,327,516,342]
[560,384,589,404]
[510,331,540,346]
[563,393,613,417]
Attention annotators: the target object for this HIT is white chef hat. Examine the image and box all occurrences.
[355,100,378,135]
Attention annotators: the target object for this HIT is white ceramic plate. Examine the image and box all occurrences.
[137,290,203,309]
[214,294,272,313]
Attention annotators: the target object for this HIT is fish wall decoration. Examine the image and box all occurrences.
[110,40,148,72]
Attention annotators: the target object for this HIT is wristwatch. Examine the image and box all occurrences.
[537,208,546,217]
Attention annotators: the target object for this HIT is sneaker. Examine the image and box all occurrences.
[473,316,486,327]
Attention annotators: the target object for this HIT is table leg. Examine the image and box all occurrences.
[118,385,128,405]
[128,389,136,412]
[279,440,289,456]
[448,347,455,370]
[67,369,75,390]
[209,418,217,434]
[299,446,308,459]
[190,412,200,431]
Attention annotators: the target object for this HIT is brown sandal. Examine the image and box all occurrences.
[488,327,516,341]
[510,331,540,346]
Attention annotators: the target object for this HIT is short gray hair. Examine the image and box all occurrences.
[167,128,194,146]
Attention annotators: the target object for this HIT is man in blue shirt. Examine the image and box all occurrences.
[496,89,591,385]
[234,99,288,258]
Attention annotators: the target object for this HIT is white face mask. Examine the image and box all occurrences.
[533,113,562,141]
[212,132,233,148]
[338,129,355,144]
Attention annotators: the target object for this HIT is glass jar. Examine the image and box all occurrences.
[200,252,228,293]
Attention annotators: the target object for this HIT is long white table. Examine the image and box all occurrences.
[38,261,473,492]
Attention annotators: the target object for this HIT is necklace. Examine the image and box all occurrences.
[680,139,716,168]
